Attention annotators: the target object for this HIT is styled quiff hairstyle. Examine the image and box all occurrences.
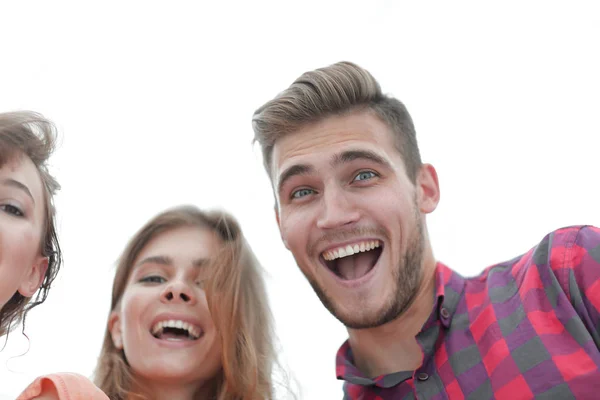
[0,111,62,337]
[252,61,422,183]
[94,206,276,400]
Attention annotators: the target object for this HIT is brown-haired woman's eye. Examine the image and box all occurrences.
[0,204,24,217]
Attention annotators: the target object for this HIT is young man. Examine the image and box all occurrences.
[252,61,600,399]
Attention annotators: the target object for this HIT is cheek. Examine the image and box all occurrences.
[120,292,147,341]
[211,338,224,368]
[361,189,411,219]
[0,225,38,270]
[279,216,296,246]
[281,208,313,246]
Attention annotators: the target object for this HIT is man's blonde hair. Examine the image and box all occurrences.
[252,61,422,182]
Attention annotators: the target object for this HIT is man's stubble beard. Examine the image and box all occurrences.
[300,207,425,329]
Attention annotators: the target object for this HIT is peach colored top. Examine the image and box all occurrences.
[17,373,108,400]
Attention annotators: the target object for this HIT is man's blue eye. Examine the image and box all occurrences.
[354,171,377,181]
[292,188,314,199]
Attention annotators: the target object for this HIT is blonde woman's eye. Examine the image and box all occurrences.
[139,275,165,284]
[353,171,377,182]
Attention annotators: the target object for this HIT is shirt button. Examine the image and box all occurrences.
[417,372,429,381]
[440,307,450,319]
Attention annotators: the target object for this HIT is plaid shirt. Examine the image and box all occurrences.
[336,225,600,399]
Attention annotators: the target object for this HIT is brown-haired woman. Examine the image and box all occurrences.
[0,110,61,339]
[20,205,279,400]
[93,205,277,400]
[6,112,107,399]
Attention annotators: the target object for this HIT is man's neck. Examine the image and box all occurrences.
[347,259,437,378]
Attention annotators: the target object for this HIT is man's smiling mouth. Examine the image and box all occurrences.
[321,240,383,280]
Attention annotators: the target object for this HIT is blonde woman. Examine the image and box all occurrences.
[21,206,278,400]
[94,206,277,400]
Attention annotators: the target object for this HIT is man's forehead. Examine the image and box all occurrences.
[272,128,398,180]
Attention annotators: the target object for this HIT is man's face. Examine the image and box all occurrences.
[272,110,439,328]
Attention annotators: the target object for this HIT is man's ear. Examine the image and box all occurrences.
[109,311,124,350]
[17,256,49,297]
[274,205,290,250]
[417,164,440,214]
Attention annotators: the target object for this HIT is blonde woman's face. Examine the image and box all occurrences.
[110,226,223,385]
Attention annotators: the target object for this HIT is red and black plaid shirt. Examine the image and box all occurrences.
[336,225,600,399]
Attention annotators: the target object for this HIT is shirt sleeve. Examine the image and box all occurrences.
[549,225,600,347]
[16,373,109,400]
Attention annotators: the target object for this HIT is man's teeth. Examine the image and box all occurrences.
[322,240,381,261]
[151,319,201,339]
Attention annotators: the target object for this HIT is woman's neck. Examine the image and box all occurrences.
[129,377,215,400]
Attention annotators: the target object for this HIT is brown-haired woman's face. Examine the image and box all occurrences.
[109,226,223,384]
[0,155,48,310]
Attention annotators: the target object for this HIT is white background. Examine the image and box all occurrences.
[0,1,599,398]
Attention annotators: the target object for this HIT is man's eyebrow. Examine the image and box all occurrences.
[277,164,314,195]
[1,178,35,204]
[330,149,391,169]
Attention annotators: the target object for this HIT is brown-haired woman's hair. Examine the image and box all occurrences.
[252,61,422,183]
[94,205,276,400]
[0,111,62,337]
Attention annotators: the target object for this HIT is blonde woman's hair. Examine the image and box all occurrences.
[94,206,276,400]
